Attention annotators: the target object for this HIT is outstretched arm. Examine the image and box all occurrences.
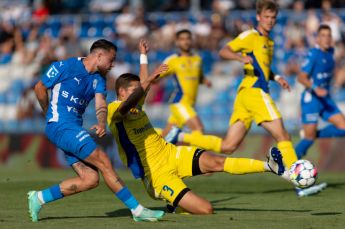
[118,64,168,116]
[34,80,49,115]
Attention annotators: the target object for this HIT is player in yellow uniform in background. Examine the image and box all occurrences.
[159,29,212,137]
[166,0,326,196]
[168,0,296,166]
[107,39,285,214]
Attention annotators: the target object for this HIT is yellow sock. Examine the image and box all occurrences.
[224,158,266,174]
[277,141,298,168]
[183,132,222,153]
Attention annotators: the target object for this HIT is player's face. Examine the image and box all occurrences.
[317,29,332,50]
[121,81,140,100]
[257,9,277,33]
[97,49,116,76]
[176,33,192,52]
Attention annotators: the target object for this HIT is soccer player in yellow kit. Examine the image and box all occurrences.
[167,0,326,196]
[107,39,285,214]
[159,29,211,137]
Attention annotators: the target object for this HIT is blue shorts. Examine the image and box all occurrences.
[45,122,97,166]
[301,91,341,124]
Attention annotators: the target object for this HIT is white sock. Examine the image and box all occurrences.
[37,191,45,204]
[131,204,144,217]
[281,170,291,182]
[264,162,270,171]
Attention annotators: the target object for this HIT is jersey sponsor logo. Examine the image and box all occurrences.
[133,122,153,135]
[93,79,98,89]
[46,66,59,78]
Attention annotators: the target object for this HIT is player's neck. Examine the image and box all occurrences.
[179,50,192,56]
[257,26,269,37]
[82,56,97,73]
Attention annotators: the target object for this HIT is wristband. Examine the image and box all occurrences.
[274,74,282,81]
[140,54,148,65]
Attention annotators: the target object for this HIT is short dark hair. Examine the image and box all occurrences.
[176,29,192,38]
[115,73,140,96]
[90,39,117,53]
[256,0,279,15]
[317,24,332,34]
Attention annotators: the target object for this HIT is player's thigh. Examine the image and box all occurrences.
[198,151,226,173]
[47,124,98,166]
[223,121,248,151]
[173,146,205,178]
[156,175,191,207]
[178,190,213,214]
[328,113,345,128]
[247,89,281,125]
[84,148,112,171]
[261,118,290,141]
[229,91,253,130]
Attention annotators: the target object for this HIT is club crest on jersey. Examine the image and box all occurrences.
[46,66,59,78]
[93,79,98,89]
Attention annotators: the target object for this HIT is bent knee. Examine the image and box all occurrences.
[221,141,238,154]
[83,173,100,190]
[198,203,213,215]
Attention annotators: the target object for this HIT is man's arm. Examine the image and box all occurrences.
[297,72,327,97]
[91,93,107,137]
[118,64,168,116]
[219,45,253,64]
[34,80,49,115]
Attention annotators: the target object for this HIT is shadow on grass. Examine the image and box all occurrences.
[311,212,342,216]
[214,207,311,213]
[40,206,168,221]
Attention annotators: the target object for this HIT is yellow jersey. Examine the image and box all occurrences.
[227,28,274,93]
[160,54,203,105]
[107,100,173,179]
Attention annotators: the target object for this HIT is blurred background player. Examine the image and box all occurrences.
[107,39,286,214]
[27,39,164,222]
[158,29,212,138]
[295,24,345,159]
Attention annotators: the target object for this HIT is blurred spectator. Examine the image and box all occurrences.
[89,0,126,13]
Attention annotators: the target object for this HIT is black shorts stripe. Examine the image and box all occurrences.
[192,148,205,176]
[173,187,191,207]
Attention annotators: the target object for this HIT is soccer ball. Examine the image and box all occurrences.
[289,160,318,188]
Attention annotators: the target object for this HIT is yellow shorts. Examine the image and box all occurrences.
[168,102,197,128]
[229,87,281,129]
[142,145,204,206]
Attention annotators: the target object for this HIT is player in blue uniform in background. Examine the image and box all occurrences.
[295,24,345,159]
[27,39,164,222]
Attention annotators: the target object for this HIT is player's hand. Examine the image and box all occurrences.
[314,87,328,97]
[203,78,212,88]
[149,64,169,82]
[90,124,106,138]
[139,39,149,54]
[241,56,253,64]
[277,77,291,92]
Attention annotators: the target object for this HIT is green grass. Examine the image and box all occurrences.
[1,168,345,229]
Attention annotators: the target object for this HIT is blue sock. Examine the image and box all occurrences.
[295,139,314,159]
[115,187,140,210]
[40,184,64,204]
[317,125,345,138]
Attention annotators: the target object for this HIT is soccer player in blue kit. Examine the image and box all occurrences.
[27,39,164,222]
[295,24,345,159]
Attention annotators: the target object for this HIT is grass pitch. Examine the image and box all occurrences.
[1,168,345,229]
